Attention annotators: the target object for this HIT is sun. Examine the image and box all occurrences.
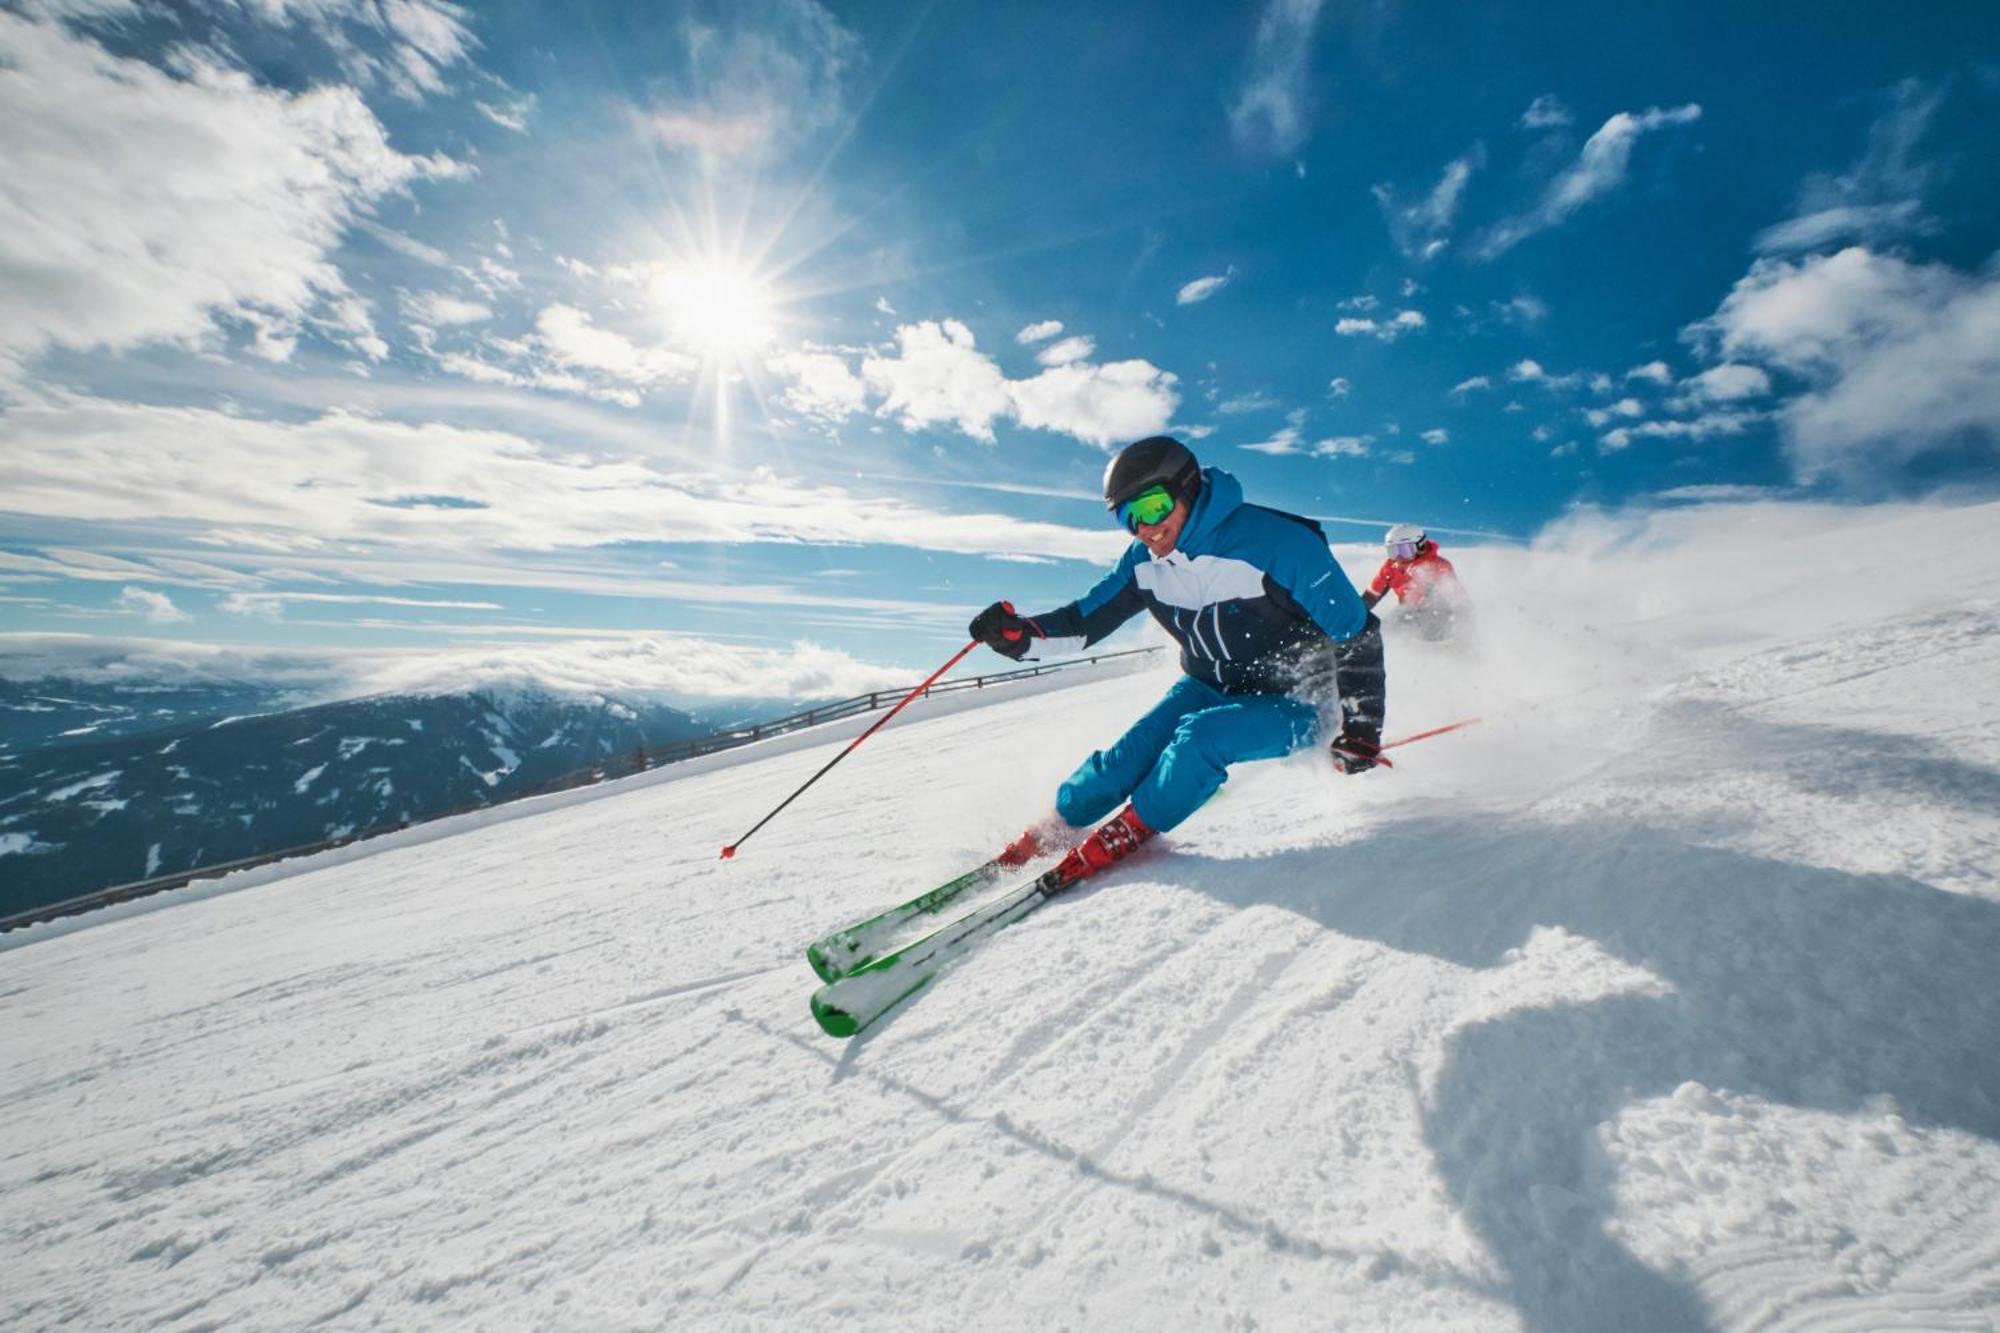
[652,259,777,361]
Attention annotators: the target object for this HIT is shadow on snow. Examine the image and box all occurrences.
[1168,718,2000,1332]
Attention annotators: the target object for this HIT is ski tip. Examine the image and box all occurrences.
[719,844,736,860]
[810,995,862,1038]
[805,942,839,985]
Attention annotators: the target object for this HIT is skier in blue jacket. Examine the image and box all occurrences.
[970,435,1386,882]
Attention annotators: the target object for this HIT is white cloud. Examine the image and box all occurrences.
[0,631,915,708]
[1491,294,1549,326]
[1228,0,1327,155]
[1313,435,1372,458]
[1240,408,1308,455]
[1009,360,1179,448]
[767,348,867,422]
[1678,363,1772,404]
[1754,80,1942,255]
[1177,270,1235,305]
[1652,484,1787,503]
[0,12,465,368]
[1520,94,1573,129]
[1690,246,2000,482]
[862,320,1177,448]
[218,592,286,619]
[1016,320,1064,344]
[1421,428,1449,445]
[1373,148,1483,261]
[432,306,698,406]
[254,0,476,99]
[1335,310,1426,342]
[1477,103,1702,258]
[533,305,685,382]
[1338,295,1379,312]
[1625,360,1674,385]
[0,394,1129,564]
[862,319,1014,441]
[1585,398,1647,428]
[1036,335,1096,367]
[226,590,502,611]
[0,548,172,583]
[476,94,535,134]
[1219,391,1284,415]
[1451,376,1493,396]
[1508,358,1585,391]
[1328,377,1351,399]
[115,586,189,623]
[362,220,452,267]
[1240,420,1305,456]
[401,291,493,327]
[1599,411,1759,453]
[628,0,857,162]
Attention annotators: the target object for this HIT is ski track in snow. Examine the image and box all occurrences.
[3,502,1999,1330]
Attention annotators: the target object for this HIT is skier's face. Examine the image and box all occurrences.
[1135,499,1187,557]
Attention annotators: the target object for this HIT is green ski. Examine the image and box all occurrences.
[804,859,1012,982]
[809,873,1057,1037]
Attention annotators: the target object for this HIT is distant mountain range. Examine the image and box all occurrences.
[0,678,293,756]
[0,682,715,917]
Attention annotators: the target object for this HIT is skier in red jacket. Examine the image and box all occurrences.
[1362,523,1467,642]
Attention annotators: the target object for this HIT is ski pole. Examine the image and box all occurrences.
[1382,716,1481,751]
[721,641,979,860]
[1334,716,1481,771]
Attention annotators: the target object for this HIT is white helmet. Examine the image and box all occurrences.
[1384,522,1426,559]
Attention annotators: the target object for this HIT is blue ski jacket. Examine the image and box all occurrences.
[1025,468,1370,696]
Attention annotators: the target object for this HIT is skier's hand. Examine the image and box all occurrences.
[969,601,1035,660]
[1329,732,1382,775]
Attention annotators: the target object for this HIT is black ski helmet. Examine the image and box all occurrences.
[1103,435,1201,514]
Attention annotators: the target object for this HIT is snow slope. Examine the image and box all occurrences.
[3,500,1998,1332]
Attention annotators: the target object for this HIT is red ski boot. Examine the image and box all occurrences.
[1046,805,1154,889]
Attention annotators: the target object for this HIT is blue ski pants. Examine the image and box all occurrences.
[1055,675,1322,834]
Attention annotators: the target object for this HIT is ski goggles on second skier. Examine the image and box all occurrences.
[1117,484,1177,532]
[1389,540,1420,561]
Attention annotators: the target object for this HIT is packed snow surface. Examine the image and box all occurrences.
[3,501,1999,1331]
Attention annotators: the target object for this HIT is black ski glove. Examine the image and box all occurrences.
[1329,731,1381,775]
[969,601,1036,660]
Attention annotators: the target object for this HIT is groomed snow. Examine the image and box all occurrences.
[2,500,1998,1331]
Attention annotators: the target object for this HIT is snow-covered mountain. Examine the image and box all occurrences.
[0,677,292,757]
[0,687,709,915]
[1,500,1997,1330]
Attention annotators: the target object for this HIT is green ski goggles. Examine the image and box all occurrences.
[1116,484,1177,533]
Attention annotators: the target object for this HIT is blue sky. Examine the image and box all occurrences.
[2,0,1996,701]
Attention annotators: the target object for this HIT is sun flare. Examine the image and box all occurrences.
[653,259,777,361]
